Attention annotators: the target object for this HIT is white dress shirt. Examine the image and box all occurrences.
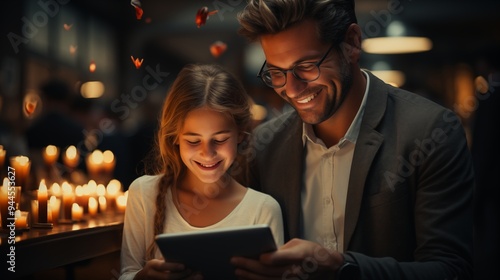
[301,70,369,252]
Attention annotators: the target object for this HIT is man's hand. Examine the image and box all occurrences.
[231,238,344,280]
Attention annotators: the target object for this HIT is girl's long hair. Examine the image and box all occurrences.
[145,64,252,259]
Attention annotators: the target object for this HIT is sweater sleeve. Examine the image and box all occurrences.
[119,177,149,280]
[254,191,285,246]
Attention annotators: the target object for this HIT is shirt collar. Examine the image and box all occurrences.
[302,69,370,146]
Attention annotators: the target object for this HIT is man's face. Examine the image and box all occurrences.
[260,19,353,125]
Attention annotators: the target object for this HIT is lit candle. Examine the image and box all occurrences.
[116,194,127,213]
[86,150,104,177]
[14,210,28,228]
[88,197,98,217]
[0,145,5,169]
[37,180,48,223]
[31,200,38,224]
[9,156,31,188]
[62,182,74,220]
[63,146,79,168]
[42,145,59,166]
[102,150,115,174]
[106,179,121,210]
[1,179,10,229]
[50,182,61,197]
[98,196,107,212]
[72,203,83,221]
[49,196,60,223]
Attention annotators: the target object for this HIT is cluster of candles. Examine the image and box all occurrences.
[28,178,128,226]
[0,144,124,230]
[44,145,116,175]
[0,178,128,230]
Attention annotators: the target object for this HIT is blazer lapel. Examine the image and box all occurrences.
[344,71,387,250]
[275,113,304,239]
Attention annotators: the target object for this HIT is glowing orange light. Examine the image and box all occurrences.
[63,23,73,31]
[130,56,144,69]
[196,7,218,28]
[25,100,37,116]
[210,41,227,58]
[23,93,41,118]
[89,61,96,73]
[69,45,77,55]
[131,0,143,20]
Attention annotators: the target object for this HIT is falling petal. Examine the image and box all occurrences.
[210,41,227,58]
[196,7,218,28]
[145,17,152,24]
[63,23,73,31]
[131,0,143,20]
[69,45,77,55]
[89,61,96,73]
[130,56,144,69]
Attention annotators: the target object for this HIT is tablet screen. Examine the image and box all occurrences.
[155,224,277,279]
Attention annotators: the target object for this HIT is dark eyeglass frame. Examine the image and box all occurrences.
[257,44,335,88]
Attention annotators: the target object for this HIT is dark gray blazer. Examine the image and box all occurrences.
[246,71,474,279]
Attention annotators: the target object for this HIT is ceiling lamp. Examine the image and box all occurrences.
[370,61,406,87]
[362,21,432,54]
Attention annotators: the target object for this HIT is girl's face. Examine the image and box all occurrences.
[178,107,241,184]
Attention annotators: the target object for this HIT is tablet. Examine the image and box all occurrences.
[155,224,277,280]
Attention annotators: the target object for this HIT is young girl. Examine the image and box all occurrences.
[119,64,284,280]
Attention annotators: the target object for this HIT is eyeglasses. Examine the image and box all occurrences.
[257,44,335,88]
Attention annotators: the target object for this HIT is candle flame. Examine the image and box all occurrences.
[103,150,114,164]
[45,145,58,156]
[66,146,78,159]
[62,182,73,194]
[91,150,104,164]
[89,197,98,208]
[39,179,47,192]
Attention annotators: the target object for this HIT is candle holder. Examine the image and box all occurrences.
[32,222,53,228]
[14,210,30,233]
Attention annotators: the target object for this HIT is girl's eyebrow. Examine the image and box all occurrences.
[181,130,232,136]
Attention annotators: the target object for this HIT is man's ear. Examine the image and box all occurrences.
[340,23,362,64]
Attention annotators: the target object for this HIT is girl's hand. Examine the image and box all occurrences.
[134,259,203,280]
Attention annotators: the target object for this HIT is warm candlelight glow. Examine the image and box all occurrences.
[49,196,60,223]
[96,184,106,197]
[102,150,115,173]
[88,197,98,216]
[31,200,38,224]
[116,194,127,213]
[38,180,48,223]
[89,61,96,73]
[63,146,79,168]
[72,203,83,221]
[10,156,31,188]
[51,183,61,197]
[43,145,60,165]
[1,182,11,229]
[106,179,121,210]
[106,179,121,196]
[62,182,74,220]
[0,145,5,168]
[87,150,104,175]
[98,196,107,212]
[87,180,97,196]
[15,210,28,228]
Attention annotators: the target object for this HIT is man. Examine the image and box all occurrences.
[231,0,474,279]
